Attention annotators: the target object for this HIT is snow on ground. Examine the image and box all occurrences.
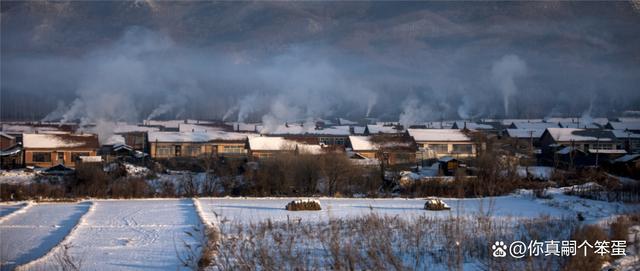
[23,199,202,271]
[527,185,640,224]
[0,202,29,219]
[516,166,554,180]
[197,195,570,226]
[0,169,38,185]
[0,202,91,271]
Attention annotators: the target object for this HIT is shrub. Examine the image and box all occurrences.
[285,199,322,211]
[563,225,608,271]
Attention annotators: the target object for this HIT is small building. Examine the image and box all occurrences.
[23,133,99,168]
[438,156,461,176]
[148,131,251,159]
[248,136,322,159]
[407,129,476,159]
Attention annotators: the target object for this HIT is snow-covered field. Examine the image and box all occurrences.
[0,193,637,270]
[197,195,571,226]
[1,202,91,271]
[22,199,202,271]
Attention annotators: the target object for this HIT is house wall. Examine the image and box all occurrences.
[24,148,97,168]
[0,136,16,150]
[415,141,476,159]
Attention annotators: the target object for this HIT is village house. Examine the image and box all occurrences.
[22,133,99,168]
[504,128,545,150]
[539,128,627,167]
[248,136,323,159]
[612,129,640,153]
[348,135,418,166]
[148,131,251,159]
[407,129,476,159]
[540,128,623,153]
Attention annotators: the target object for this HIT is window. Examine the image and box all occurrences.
[592,143,613,150]
[156,146,174,157]
[185,146,201,156]
[222,145,245,154]
[395,153,411,164]
[32,152,51,162]
[335,138,345,145]
[428,144,449,153]
[452,144,473,154]
[71,152,90,161]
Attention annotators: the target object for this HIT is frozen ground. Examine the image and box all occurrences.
[22,199,202,271]
[0,202,90,271]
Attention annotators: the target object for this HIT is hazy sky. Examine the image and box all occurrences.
[2,1,639,124]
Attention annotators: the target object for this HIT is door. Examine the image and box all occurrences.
[57,152,65,165]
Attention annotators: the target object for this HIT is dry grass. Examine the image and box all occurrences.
[213,213,577,270]
[285,200,322,211]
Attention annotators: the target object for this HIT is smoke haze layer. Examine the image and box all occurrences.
[2,1,639,122]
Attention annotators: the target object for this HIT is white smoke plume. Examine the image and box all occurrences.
[491,55,527,117]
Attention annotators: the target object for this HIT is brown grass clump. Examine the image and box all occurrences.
[285,199,322,211]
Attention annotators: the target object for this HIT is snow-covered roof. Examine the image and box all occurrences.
[178,124,225,133]
[438,156,457,162]
[500,119,544,125]
[261,123,350,136]
[112,124,160,134]
[556,146,581,155]
[1,124,61,134]
[348,136,375,151]
[339,118,358,125]
[0,132,14,140]
[148,131,250,143]
[510,122,559,130]
[79,156,103,162]
[505,129,545,139]
[423,121,455,129]
[611,130,640,139]
[559,122,601,129]
[367,124,404,134]
[352,126,366,134]
[248,137,322,153]
[143,119,214,128]
[407,129,471,142]
[23,133,99,149]
[614,154,640,163]
[587,149,626,154]
[607,121,640,131]
[545,128,614,142]
[104,134,126,145]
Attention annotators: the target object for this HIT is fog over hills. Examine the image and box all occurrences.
[2,1,640,124]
